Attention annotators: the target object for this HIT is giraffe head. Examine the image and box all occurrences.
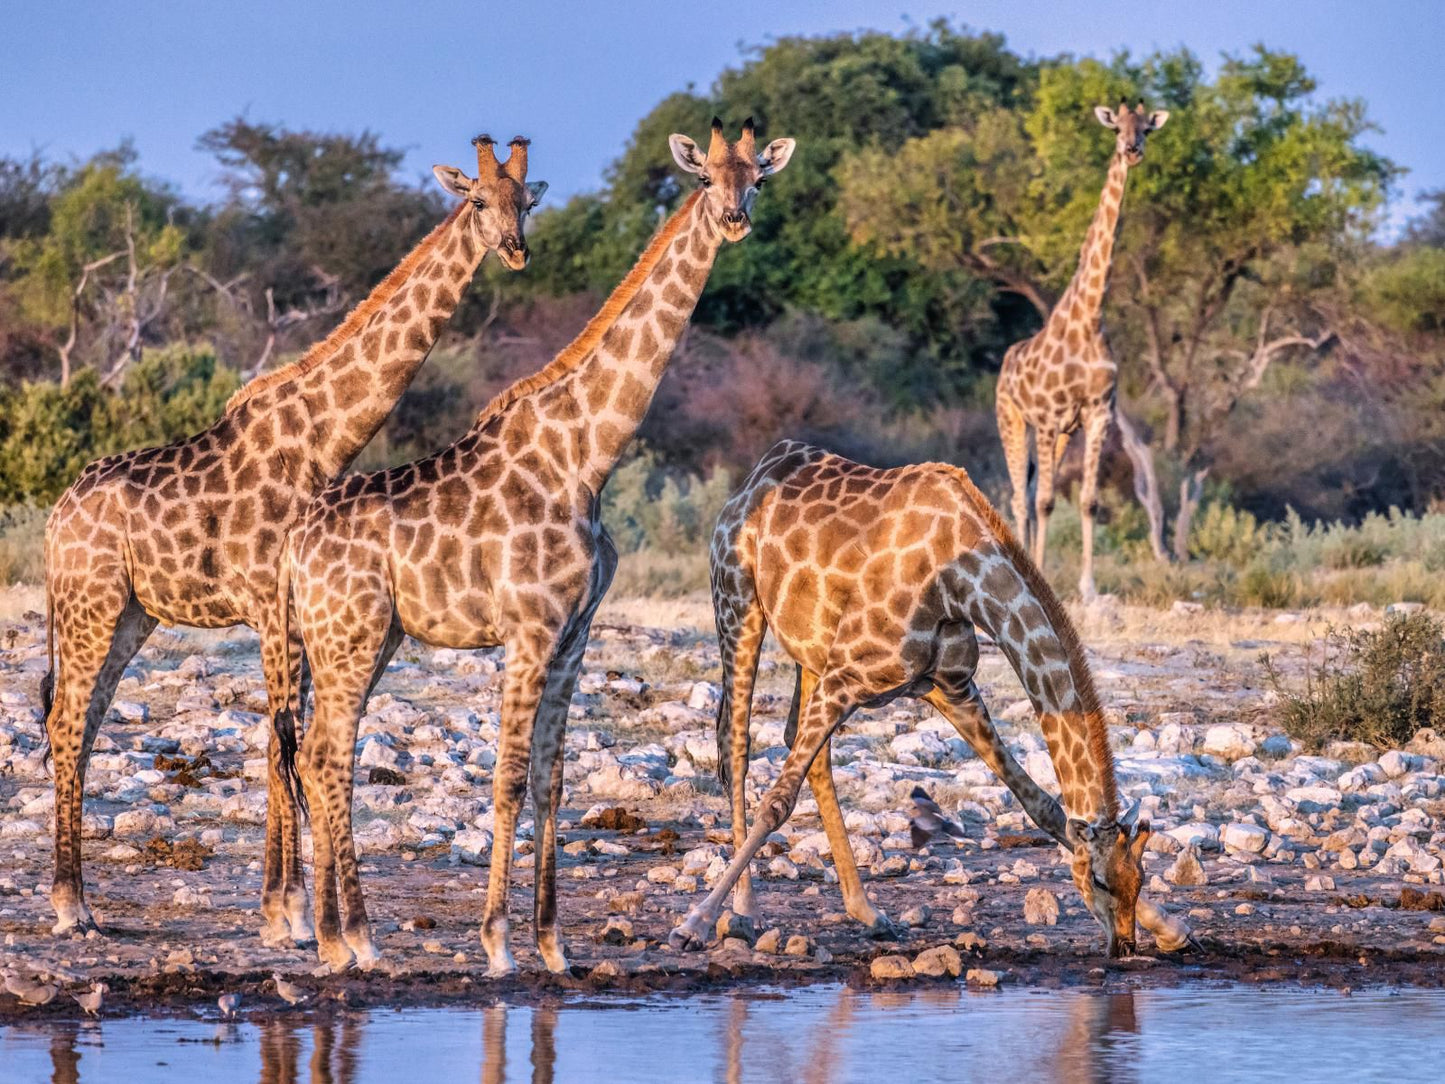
[1066,803,1151,957]
[668,117,796,243]
[1093,101,1169,166]
[432,136,548,270]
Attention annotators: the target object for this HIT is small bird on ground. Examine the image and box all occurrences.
[907,786,970,849]
[272,974,309,1006]
[4,972,59,1006]
[72,982,106,1017]
[217,992,242,1019]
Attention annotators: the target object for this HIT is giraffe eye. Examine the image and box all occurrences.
[471,197,486,210]
[699,175,712,188]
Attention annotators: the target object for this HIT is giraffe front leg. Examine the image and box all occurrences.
[807,736,897,938]
[1077,407,1111,602]
[481,643,550,976]
[1033,428,1065,573]
[672,671,858,951]
[722,602,766,922]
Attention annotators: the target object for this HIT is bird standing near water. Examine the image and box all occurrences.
[4,972,59,1006]
[72,981,106,1017]
[272,974,309,1006]
[218,992,242,1019]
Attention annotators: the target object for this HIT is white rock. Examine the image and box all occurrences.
[1202,724,1256,761]
[687,682,720,713]
[1221,823,1270,854]
[450,829,493,865]
[1023,888,1059,925]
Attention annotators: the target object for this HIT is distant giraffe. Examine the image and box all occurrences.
[40,136,545,942]
[996,102,1168,600]
[282,119,796,974]
[672,439,1154,957]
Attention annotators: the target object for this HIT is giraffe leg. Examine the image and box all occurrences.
[1033,427,1065,572]
[531,540,613,974]
[671,668,861,950]
[996,393,1032,552]
[923,683,1067,842]
[717,594,765,922]
[48,592,155,934]
[1077,407,1111,602]
[332,616,403,969]
[481,634,554,976]
[258,615,312,946]
[786,667,895,937]
[298,608,396,971]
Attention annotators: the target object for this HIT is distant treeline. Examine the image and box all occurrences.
[2,22,1444,546]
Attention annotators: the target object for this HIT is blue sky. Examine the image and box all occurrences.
[4,0,1441,229]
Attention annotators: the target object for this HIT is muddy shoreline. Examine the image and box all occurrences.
[3,601,1444,1023]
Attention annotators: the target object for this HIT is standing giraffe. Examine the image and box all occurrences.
[40,136,545,942]
[675,439,1153,957]
[282,119,796,974]
[996,102,1168,600]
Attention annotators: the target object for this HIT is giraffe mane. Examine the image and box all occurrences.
[224,201,467,413]
[947,465,1119,817]
[472,190,704,426]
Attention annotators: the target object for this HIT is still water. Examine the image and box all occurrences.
[3,985,1443,1083]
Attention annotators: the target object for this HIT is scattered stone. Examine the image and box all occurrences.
[869,954,915,980]
[783,934,812,957]
[581,807,648,832]
[368,767,407,786]
[1165,850,1207,887]
[598,916,634,945]
[1305,875,1336,892]
[899,905,932,928]
[965,968,1001,987]
[1221,823,1270,854]
[716,911,756,946]
[1023,888,1060,926]
[912,945,963,978]
[755,928,783,954]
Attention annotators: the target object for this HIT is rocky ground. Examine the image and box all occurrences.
[1,592,1444,1021]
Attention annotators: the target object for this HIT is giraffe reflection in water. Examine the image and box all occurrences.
[29,988,1146,1083]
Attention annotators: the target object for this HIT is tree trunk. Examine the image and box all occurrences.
[1172,467,1209,563]
[1115,408,1168,562]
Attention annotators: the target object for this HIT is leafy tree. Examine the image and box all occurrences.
[9,146,188,385]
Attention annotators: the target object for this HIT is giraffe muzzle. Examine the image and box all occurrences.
[720,211,752,242]
[498,237,529,270]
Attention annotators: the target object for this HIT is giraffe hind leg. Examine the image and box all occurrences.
[996,393,1033,553]
[49,592,155,934]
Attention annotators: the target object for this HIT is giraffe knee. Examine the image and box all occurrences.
[1040,497,1056,518]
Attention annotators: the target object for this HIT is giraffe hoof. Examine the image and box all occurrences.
[317,940,355,973]
[260,921,294,949]
[51,900,99,937]
[667,921,708,953]
[863,914,901,941]
[484,956,517,979]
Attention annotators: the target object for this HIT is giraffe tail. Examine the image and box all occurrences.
[272,540,308,819]
[39,579,55,773]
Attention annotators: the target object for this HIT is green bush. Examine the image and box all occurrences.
[1263,612,1445,750]
[601,448,732,557]
[0,345,236,505]
[0,505,47,586]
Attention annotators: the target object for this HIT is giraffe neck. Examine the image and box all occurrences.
[1052,149,1130,334]
[949,485,1119,822]
[279,206,484,482]
[483,193,720,493]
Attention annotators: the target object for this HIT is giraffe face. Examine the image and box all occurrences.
[1094,102,1169,166]
[1067,814,1150,957]
[433,137,547,271]
[669,117,796,243]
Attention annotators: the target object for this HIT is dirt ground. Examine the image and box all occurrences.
[1,592,1443,1023]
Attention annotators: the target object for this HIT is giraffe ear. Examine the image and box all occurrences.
[1147,110,1170,132]
[669,134,706,175]
[758,137,797,176]
[432,165,472,199]
[526,181,549,207]
[1066,817,1097,846]
[1093,106,1119,130]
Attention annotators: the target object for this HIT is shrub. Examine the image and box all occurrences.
[0,505,47,585]
[1263,612,1445,750]
[1189,501,1269,567]
[601,448,731,557]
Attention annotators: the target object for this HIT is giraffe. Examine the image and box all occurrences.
[39,135,545,943]
[995,101,1168,601]
[674,438,1155,957]
[280,119,797,974]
